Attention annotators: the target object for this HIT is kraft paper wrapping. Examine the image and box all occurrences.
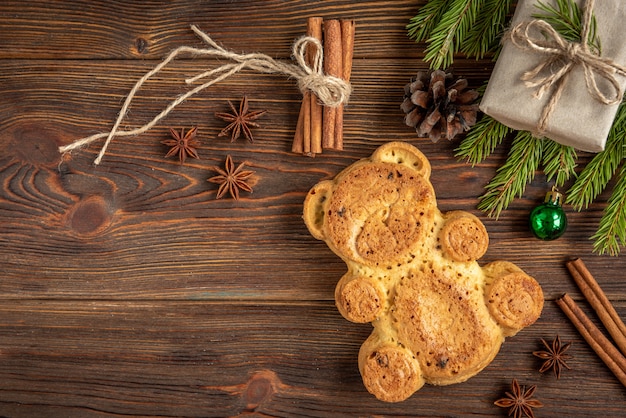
[480,0,626,152]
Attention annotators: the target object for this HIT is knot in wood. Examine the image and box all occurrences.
[135,37,149,54]
[9,123,62,167]
[67,195,113,236]
[243,370,281,411]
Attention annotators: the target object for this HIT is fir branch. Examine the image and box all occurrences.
[566,103,626,210]
[541,140,577,187]
[407,0,452,43]
[455,115,511,166]
[477,131,543,218]
[564,137,622,210]
[591,164,626,256]
[460,0,513,59]
[533,0,600,53]
[409,0,626,254]
[423,0,484,69]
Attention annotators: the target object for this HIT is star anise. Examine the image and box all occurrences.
[533,335,572,379]
[161,126,200,164]
[207,155,254,200]
[215,96,267,143]
[494,379,543,418]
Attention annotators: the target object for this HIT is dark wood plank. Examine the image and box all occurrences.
[0,0,427,60]
[0,300,624,417]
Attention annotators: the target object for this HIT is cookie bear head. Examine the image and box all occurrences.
[303,141,439,267]
[303,142,543,402]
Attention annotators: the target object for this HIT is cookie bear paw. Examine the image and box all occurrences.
[358,337,424,403]
[335,273,386,323]
[484,261,544,336]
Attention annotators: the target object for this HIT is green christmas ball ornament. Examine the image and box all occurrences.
[529,188,568,241]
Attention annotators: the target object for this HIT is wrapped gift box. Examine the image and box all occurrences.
[480,0,626,152]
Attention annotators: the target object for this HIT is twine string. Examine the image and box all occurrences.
[59,24,351,165]
[505,0,626,135]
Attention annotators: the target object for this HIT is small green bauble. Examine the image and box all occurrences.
[529,189,567,240]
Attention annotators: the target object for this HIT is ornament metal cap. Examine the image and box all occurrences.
[544,186,564,205]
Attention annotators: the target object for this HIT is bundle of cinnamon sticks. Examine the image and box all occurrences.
[557,258,626,387]
[292,17,355,156]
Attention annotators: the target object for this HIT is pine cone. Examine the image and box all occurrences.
[401,70,480,142]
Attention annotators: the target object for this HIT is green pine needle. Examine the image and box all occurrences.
[533,0,601,53]
[407,0,452,43]
[591,164,626,256]
[455,115,511,166]
[541,140,577,187]
[423,0,484,69]
[566,120,626,211]
[461,0,513,59]
[477,132,543,218]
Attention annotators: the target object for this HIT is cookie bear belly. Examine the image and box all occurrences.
[391,268,503,385]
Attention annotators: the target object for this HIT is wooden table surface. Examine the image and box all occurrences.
[1,1,625,416]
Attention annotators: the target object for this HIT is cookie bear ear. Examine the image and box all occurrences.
[371,141,431,180]
[303,180,333,240]
[440,211,489,262]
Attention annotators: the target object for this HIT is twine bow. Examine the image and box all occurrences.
[59,25,351,165]
[506,0,626,135]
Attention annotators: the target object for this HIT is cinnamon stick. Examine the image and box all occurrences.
[292,17,323,156]
[292,95,306,153]
[307,17,323,155]
[302,91,312,155]
[321,19,342,150]
[556,293,626,387]
[333,19,355,151]
[566,258,626,356]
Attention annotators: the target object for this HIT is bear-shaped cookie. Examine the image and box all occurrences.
[303,141,543,402]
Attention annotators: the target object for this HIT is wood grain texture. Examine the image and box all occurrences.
[0,300,624,417]
[1,1,625,416]
[0,0,422,60]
